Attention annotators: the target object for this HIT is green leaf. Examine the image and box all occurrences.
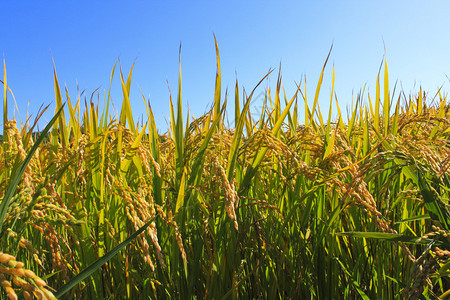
[323,119,337,159]
[120,123,148,175]
[239,82,300,195]
[383,58,390,137]
[3,59,7,140]
[226,71,272,182]
[175,168,187,215]
[335,258,371,300]
[374,60,382,132]
[336,231,434,245]
[119,62,136,133]
[189,103,224,187]
[52,61,68,149]
[170,45,185,184]
[394,214,430,224]
[418,171,450,231]
[55,216,155,298]
[213,34,221,120]
[310,45,332,131]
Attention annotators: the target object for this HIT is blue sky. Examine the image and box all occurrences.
[2,1,450,133]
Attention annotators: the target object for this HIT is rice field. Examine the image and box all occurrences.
[0,43,449,299]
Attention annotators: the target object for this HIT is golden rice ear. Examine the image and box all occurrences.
[0,253,53,300]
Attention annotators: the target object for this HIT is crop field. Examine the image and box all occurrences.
[0,44,449,299]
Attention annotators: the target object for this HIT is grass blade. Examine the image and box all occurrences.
[55,216,156,298]
[234,78,240,129]
[3,59,7,142]
[119,62,136,133]
[310,45,332,131]
[417,87,423,115]
[213,34,221,120]
[383,58,390,136]
[102,60,117,129]
[239,83,300,194]
[374,60,382,132]
[418,171,450,231]
[120,123,147,175]
[336,232,434,246]
[323,65,335,159]
[175,168,187,214]
[189,103,224,188]
[52,61,68,149]
[170,45,185,183]
[227,71,272,181]
[394,214,430,224]
[335,259,371,300]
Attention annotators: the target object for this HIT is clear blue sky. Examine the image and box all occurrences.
[2,1,450,133]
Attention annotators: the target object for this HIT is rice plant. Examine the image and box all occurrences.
[0,40,449,299]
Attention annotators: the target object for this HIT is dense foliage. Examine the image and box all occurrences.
[1,45,449,299]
